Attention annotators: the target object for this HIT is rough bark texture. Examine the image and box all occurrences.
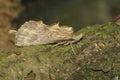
[0,22,120,80]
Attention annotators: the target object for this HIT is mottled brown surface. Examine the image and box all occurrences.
[15,20,82,46]
[0,0,22,51]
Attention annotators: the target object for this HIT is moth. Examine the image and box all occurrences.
[9,20,83,46]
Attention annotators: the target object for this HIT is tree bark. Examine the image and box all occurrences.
[0,22,120,80]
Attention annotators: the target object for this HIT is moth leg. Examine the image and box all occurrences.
[71,33,83,43]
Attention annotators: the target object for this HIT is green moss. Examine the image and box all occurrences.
[0,22,120,80]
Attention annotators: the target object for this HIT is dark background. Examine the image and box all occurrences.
[14,0,120,31]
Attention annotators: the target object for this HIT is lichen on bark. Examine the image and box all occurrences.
[0,22,120,80]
